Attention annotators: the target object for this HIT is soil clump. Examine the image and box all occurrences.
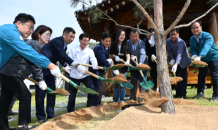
[110,74,128,82]
[192,60,208,66]
[135,64,151,69]
[50,89,70,95]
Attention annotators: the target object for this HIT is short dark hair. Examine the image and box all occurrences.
[13,13,35,24]
[79,33,90,40]
[101,33,111,40]
[63,27,76,34]
[147,28,154,33]
[31,25,52,40]
[169,29,179,34]
[129,29,139,36]
[191,21,202,27]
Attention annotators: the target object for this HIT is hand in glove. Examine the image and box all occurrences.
[125,60,130,66]
[191,55,198,60]
[115,56,120,62]
[171,64,178,73]
[194,56,201,61]
[92,65,98,70]
[77,65,86,74]
[113,70,120,75]
[139,62,143,65]
[169,59,175,66]
[131,55,136,60]
[39,81,47,90]
[107,59,113,65]
[50,66,61,78]
[151,54,156,62]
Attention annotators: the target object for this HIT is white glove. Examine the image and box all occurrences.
[107,59,113,65]
[194,57,201,61]
[125,60,130,66]
[39,81,47,90]
[169,59,175,66]
[139,62,143,65]
[92,65,98,70]
[171,64,178,73]
[151,54,156,62]
[113,70,120,75]
[115,56,120,62]
[192,55,198,59]
[131,55,136,60]
[77,65,86,74]
[50,67,61,78]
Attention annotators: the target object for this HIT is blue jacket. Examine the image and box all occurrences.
[0,24,50,69]
[166,37,191,68]
[41,36,74,75]
[190,31,218,62]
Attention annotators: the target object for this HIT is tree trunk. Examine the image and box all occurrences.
[154,0,175,114]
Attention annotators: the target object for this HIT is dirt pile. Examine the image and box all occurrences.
[95,105,218,130]
[135,64,151,69]
[50,89,70,95]
[192,60,208,66]
[108,64,126,69]
[170,77,183,85]
[110,74,128,82]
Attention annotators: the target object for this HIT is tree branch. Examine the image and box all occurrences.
[144,1,152,9]
[80,0,151,35]
[174,2,218,29]
[164,0,191,36]
[132,0,159,34]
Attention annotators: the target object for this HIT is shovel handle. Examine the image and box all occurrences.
[26,77,52,91]
[80,63,104,70]
[131,57,138,65]
[152,57,157,63]
[119,59,131,67]
[83,69,99,79]
[60,74,70,83]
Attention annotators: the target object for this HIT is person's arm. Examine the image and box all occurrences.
[139,41,146,63]
[126,44,130,61]
[95,47,111,67]
[199,33,214,58]
[51,39,74,65]
[89,49,98,66]
[175,41,186,65]
[109,42,116,59]
[144,38,152,57]
[166,41,174,60]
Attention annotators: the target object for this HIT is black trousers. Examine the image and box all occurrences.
[0,74,31,130]
[64,72,70,92]
[67,76,94,112]
[149,61,157,90]
[197,59,218,96]
[175,66,188,96]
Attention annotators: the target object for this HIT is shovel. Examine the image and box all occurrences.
[118,59,144,70]
[130,57,154,90]
[80,63,133,89]
[190,57,207,67]
[83,69,122,83]
[27,77,70,96]
[79,63,125,70]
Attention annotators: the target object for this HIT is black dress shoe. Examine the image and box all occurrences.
[192,92,205,99]
[8,110,18,116]
[210,96,218,102]
[47,115,58,120]
[38,118,48,123]
[180,96,186,99]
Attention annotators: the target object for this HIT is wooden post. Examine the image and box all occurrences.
[208,12,218,47]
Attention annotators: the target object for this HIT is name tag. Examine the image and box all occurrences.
[118,53,124,56]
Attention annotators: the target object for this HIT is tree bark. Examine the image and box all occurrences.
[154,0,175,114]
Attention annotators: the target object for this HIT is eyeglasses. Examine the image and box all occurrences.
[22,23,34,31]
[191,26,199,30]
[43,33,51,38]
[82,40,89,43]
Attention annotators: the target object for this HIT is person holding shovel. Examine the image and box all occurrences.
[109,29,130,102]
[127,29,147,102]
[0,13,61,130]
[143,28,158,91]
[68,33,98,112]
[89,32,112,106]
[190,21,218,101]
[166,29,191,99]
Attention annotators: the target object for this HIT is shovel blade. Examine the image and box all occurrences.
[119,82,133,89]
[107,66,123,70]
[139,80,154,90]
[76,86,98,94]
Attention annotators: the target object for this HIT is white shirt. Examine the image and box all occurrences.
[149,35,155,47]
[64,42,67,49]
[69,45,98,79]
[194,35,199,43]
[118,45,121,53]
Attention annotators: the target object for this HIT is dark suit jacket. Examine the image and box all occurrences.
[144,38,156,66]
[41,36,73,75]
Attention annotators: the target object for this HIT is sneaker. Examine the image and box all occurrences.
[47,115,59,120]
[210,96,218,102]
[192,92,205,99]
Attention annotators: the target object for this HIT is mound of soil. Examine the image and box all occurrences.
[50,89,70,95]
[110,74,127,82]
[192,60,208,66]
[135,64,151,69]
[170,77,183,85]
[108,64,126,69]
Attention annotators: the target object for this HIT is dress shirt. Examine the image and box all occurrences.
[69,45,98,79]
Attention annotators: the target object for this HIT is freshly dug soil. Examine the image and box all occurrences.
[110,74,128,82]
[135,64,151,69]
[50,89,70,95]
[170,77,183,85]
[192,60,208,66]
[108,64,126,69]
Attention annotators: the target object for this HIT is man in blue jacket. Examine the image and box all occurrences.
[190,21,218,101]
[166,29,191,99]
[38,27,76,122]
[89,33,112,106]
[0,13,61,130]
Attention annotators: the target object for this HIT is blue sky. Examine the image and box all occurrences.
[0,0,96,52]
